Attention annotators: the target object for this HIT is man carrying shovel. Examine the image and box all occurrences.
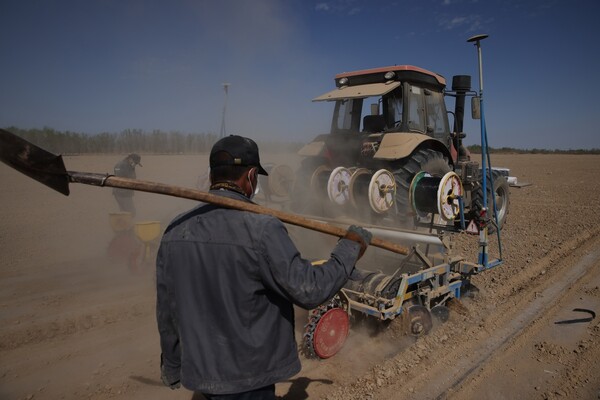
[156,135,372,399]
[112,153,142,216]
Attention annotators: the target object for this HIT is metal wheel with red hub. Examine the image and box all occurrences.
[312,308,349,358]
[302,298,350,359]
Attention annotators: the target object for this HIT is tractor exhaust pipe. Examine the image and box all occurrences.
[451,75,471,161]
[451,75,471,134]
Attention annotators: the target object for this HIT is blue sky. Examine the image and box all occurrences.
[1,0,598,150]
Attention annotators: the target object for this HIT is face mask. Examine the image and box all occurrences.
[247,169,260,200]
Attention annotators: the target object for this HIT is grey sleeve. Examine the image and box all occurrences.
[155,242,181,382]
[257,217,361,309]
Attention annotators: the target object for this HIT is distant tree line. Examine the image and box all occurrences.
[3,127,303,155]
[3,127,597,155]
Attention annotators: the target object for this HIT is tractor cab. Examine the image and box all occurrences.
[315,65,449,137]
[304,65,455,167]
[292,63,509,233]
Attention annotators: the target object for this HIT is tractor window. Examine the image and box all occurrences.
[385,88,403,129]
[331,98,362,133]
[425,90,450,139]
[408,85,425,132]
[360,99,386,132]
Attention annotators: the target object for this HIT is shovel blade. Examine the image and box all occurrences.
[0,129,70,195]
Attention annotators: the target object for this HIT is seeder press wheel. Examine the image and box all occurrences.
[406,305,433,336]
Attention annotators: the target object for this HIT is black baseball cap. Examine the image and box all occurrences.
[210,135,268,175]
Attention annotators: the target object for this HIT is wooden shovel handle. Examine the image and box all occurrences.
[70,172,409,256]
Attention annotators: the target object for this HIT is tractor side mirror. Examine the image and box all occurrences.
[471,97,481,120]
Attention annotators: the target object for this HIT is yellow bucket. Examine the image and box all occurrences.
[134,221,162,243]
[109,212,133,232]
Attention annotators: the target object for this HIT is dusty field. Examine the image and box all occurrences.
[1,153,599,400]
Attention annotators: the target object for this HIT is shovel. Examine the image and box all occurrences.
[0,128,410,256]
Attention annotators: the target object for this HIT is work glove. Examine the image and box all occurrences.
[343,225,372,260]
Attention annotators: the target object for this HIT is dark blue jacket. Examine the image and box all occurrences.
[113,158,136,197]
[156,189,360,394]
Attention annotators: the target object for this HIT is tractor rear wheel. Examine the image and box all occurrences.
[392,149,452,227]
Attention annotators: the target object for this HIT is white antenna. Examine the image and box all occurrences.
[219,83,230,138]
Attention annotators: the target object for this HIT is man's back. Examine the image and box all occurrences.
[157,189,360,394]
[156,134,370,397]
[157,190,301,393]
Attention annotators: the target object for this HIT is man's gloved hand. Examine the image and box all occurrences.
[343,225,372,259]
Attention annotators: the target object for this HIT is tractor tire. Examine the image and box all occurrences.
[470,170,510,232]
[392,148,452,227]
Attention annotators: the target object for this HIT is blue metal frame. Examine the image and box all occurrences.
[472,35,503,269]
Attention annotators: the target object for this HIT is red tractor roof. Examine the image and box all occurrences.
[335,65,446,87]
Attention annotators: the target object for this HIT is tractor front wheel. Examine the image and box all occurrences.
[469,170,510,232]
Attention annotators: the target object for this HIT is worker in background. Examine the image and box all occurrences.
[156,135,371,399]
[112,153,142,217]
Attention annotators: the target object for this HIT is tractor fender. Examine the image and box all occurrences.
[298,134,328,157]
[373,133,453,164]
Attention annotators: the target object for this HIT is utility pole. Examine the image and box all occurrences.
[219,83,230,138]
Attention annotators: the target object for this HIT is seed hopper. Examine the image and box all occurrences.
[134,221,162,262]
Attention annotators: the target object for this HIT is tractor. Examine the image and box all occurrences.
[290,64,510,233]
[257,38,511,359]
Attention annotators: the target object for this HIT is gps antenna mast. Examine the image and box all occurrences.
[467,34,501,267]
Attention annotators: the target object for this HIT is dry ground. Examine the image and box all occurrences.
[1,153,599,399]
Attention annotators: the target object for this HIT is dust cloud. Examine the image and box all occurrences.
[0,149,408,399]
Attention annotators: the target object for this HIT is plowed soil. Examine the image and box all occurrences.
[1,153,599,400]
